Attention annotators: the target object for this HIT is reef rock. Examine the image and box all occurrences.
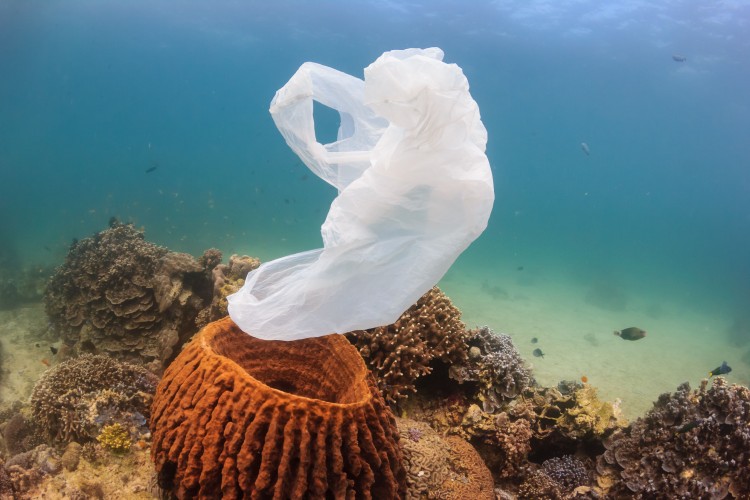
[44,220,218,373]
[196,253,261,326]
[597,378,750,498]
[347,286,469,403]
[29,354,157,444]
[150,317,406,499]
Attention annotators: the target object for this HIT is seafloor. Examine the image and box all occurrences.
[0,221,748,499]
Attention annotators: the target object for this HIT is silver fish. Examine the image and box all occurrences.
[580,142,590,156]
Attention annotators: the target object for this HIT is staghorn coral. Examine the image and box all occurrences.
[397,417,494,499]
[44,220,217,373]
[29,354,157,444]
[596,377,750,499]
[347,286,469,403]
[196,253,261,326]
[150,317,406,499]
[449,325,534,412]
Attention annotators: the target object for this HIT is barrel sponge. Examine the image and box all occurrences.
[150,317,406,499]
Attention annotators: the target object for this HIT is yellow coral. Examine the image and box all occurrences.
[96,423,131,453]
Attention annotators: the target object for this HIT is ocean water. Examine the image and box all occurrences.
[1,1,749,415]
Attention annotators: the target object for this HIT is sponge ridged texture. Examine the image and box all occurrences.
[150,317,406,499]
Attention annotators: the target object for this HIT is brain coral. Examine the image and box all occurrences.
[44,220,217,373]
[449,325,534,413]
[397,417,494,499]
[346,286,469,403]
[597,378,750,498]
[150,317,406,499]
[29,354,157,444]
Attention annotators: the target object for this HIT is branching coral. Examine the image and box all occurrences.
[449,326,534,412]
[347,286,469,403]
[44,220,217,372]
[596,378,750,498]
[29,354,157,444]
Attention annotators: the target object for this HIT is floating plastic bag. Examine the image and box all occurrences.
[227,48,494,340]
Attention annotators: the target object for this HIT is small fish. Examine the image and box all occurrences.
[709,361,732,377]
[613,327,647,341]
[581,375,588,383]
[41,359,50,367]
[533,348,545,358]
[145,165,158,173]
[517,266,524,271]
[672,54,687,62]
[50,346,58,355]
[531,337,538,344]
[675,419,702,433]
[580,142,590,156]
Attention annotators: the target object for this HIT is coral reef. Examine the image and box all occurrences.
[449,325,534,412]
[61,442,82,471]
[596,377,750,498]
[347,286,469,403]
[397,417,494,499]
[29,354,157,444]
[150,317,406,499]
[196,253,261,325]
[44,220,218,373]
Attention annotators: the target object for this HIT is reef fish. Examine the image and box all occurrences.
[709,361,732,377]
[613,327,646,341]
[580,142,590,156]
[533,348,545,358]
[672,54,687,62]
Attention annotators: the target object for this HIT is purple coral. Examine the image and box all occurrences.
[541,455,589,491]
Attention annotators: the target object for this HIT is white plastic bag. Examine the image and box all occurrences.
[227,48,494,340]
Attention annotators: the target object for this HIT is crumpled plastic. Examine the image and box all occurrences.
[228,48,494,340]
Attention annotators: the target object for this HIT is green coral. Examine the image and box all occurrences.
[559,384,627,439]
[97,423,131,453]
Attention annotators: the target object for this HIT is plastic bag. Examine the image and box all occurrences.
[227,48,494,340]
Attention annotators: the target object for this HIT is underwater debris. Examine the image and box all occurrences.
[150,317,406,499]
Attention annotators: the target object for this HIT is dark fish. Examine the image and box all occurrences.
[672,54,687,62]
[145,165,158,173]
[517,266,524,271]
[613,327,646,341]
[531,337,538,344]
[675,419,702,433]
[50,346,58,355]
[709,361,732,377]
[533,348,545,358]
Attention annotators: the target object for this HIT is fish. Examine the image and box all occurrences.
[145,165,158,173]
[675,419,702,433]
[709,361,732,377]
[533,348,545,358]
[50,346,58,355]
[530,337,538,344]
[580,142,590,156]
[613,327,646,341]
[672,54,687,62]
[517,266,524,271]
[581,375,588,383]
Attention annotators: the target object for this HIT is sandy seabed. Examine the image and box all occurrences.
[441,264,750,420]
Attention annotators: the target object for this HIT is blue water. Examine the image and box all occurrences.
[1,1,749,354]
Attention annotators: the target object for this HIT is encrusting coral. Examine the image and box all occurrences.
[44,220,218,373]
[29,354,157,444]
[150,317,406,499]
[397,417,494,499]
[596,377,750,498]
[346,286,469,403]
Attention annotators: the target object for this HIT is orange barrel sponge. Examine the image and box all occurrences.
[150,317,406,499]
